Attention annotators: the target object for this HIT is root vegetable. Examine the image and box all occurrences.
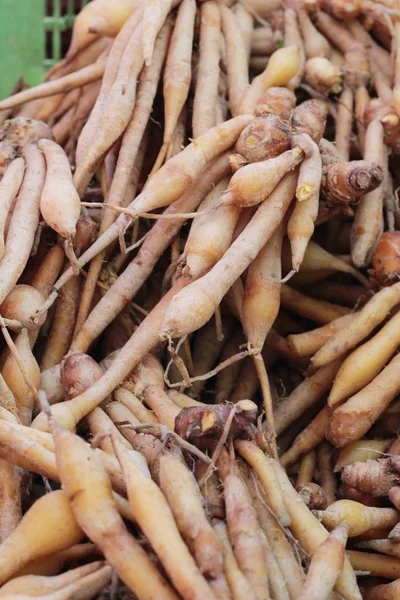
[2,329,40,425]
[335,88,353,161]
[155,0,196,170]
[75,11,140,169]
[234,4,253,59]
[322,159,383,206]
[66,0,140,60]
[142,0,176,66]
[184,176,240,278]
[351,120,386,267]
[0,491,83,585]
[316,500,399,537]
[40,271,80,370]
[297,526,348,600]
[175,401,257,451]
[0,561,108,597]
[234,115,292,166]
[220,5,249,117]
[298,9,330,58]
[296,482,328,510]
[34,116,252,326]
[234,441,290,527]
[73,156,230,355]
[221,460,269,600]
[275,360,341,435]
[357,539,400,558]
[347,551,400,580]
[305,58,342,95]
[364,579,400,600]
[341,456,400,496]
[269,460,362,600]
[161,172,297,339]
[0,60,106,111]
[157,451,223,579]
[239,46,300,115]
[213,520,255,600]
[297,449,317,485]
[113,436,217,600]
[250,26,275,57]
[115,387,158,425]
[0,459,21,544]
[48,409,179,600]
[192,1,221,138]
[0,286,46,331]
[310,282,400,371]
[0,145,45,306]
[327,353,400,447]
[0,159,24,261]
[329,309,400,407]
[288,134,321,270]
[335,439,392,472]
[73,21,146,197]
[371,231,400,285]
[284,9,305,91]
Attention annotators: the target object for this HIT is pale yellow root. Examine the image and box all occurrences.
[270,461,362,600]
[0,60,106,111]
[0,561,108,597]
[0,158,25,261]
[142,0,174,66]
[114,387,158,424]
[234,441,290,527]
[73,19,172,336]
[50,418,179,600]
[239,46,300,114]
[86,406,131,453]
[2,328,40,426]
[220,4,249,116]
[327,353,400,448]
[0,491,83,585]
[316,500,399,537]
[112,436,217,600]
[284,8,305,90]
[351,120,385,268]
[334,439,392,472]
[310,282,400,371]
[0,144,45,306]
[251,484,305,600]
[297,525,348,600]
[329,308,400,407]
[192,1,221,138]
[220,459,269,600]
[213,520,256,600]
[347,551,400,580]
[157,451,224,579]
[287,313,357,357]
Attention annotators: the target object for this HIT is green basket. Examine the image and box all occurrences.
[0,0,89,99]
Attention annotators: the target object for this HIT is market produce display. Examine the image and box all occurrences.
[1,0,400,597]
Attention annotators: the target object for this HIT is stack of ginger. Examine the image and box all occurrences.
[2,0,400,597]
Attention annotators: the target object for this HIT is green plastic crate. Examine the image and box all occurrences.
[0,0,89,99]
